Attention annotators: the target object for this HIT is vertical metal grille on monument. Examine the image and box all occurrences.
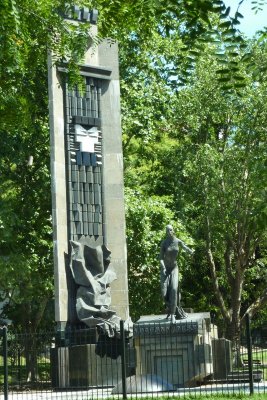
[64,77,103,242]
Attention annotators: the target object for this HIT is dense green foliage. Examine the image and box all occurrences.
[125,189,194,321]
[120,26,267,338]
[0,0,266,342]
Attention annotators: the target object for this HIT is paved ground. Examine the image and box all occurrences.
[1,382,266,400]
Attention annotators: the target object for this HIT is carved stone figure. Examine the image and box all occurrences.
[70,236,132,337]
[159,225,193,323]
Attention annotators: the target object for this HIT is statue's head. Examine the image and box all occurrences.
[166,224,175,238]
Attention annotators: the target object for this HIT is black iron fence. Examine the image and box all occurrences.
[0,315,267,399]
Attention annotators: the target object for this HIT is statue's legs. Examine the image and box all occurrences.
[161,267,178,321]
[168,267,178,315]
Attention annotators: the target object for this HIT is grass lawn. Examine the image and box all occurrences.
[241,349,267,362]
[154,396,266,400]
[241,349,267,379]
[0,355,50,384]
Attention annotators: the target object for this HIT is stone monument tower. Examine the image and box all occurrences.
[48,7,129,333]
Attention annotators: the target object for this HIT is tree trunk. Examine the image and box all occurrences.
[225,318,243,368]
[23,297,48,384]
[25,333,39,383]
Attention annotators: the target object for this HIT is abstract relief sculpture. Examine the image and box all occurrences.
[70,236,132,337]
[66,79,103,241]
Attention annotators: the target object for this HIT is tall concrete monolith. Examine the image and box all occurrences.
[48,7,129,335]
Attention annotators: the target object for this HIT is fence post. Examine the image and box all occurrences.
[246,314,254,395]
[3,326,8,400]
[120,320,127,399]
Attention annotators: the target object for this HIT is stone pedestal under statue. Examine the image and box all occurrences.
[51,344,122,388]
[134,313,216,388]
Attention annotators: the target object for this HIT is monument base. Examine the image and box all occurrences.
[134,313,217,388]
[212,338,232,379]
[51,344,122,388]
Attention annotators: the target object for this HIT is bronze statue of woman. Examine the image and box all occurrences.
[159,224,193,323]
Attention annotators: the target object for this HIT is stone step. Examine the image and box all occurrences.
[227,370,263,382]
[243,359,262,365]
[210,370,263,384]
[228,370,263,376]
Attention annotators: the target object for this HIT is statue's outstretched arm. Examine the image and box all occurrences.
[179,239,194,255]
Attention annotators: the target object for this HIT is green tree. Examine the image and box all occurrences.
[135,45,267,341]
[125,188,194,321]
[117,0,267,336]
[0,0,239,330]
[1,0,266,339]
[185,46,266,337]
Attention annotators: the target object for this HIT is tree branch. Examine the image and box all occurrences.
[32,296,49,332]
[241,288,267,324]
[206,214,231,322]
[224,238,235,287]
